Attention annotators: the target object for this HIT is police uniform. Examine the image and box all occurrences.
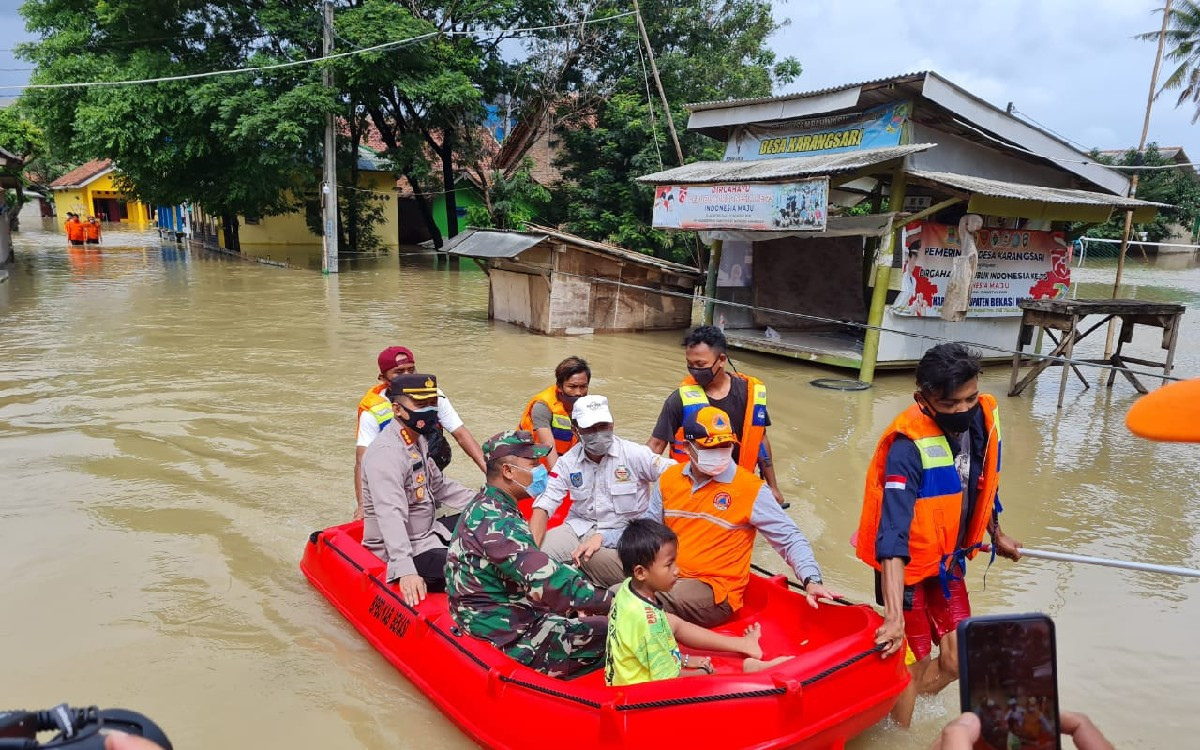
[445,431,611,679]
[360,374,474,585]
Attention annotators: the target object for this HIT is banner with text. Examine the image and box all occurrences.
[723,101,911,161]
[892,221,1071,317]
[652,179,829,231]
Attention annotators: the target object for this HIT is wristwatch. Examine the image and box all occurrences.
[802,575,822,590]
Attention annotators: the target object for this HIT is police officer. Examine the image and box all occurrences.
[360,374,475,606]
[445,430,611,678]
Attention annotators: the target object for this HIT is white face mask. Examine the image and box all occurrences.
[690,444,733,475]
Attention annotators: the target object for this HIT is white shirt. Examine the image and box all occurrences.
[534,436,671,545]
[355,389,465,448]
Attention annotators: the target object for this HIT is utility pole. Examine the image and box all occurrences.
[1105,0,1172,357]
[321,0,339,274]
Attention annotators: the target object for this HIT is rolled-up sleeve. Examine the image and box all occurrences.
[876,437,921,563]
[750,484,820,583]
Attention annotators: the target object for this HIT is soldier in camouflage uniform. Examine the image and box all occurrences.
[446,430,612,678]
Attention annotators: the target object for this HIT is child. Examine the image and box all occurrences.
[604,519,791,686]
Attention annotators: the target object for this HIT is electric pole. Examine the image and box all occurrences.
[322,0,339,274]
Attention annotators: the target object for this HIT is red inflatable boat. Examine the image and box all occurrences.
[302,520,907,749]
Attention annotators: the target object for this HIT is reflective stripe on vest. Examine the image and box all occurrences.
[663,508,754,531]
[854,394,1002,587]
[356,384,393,436]
[518,384,577,456]
[668,374,767,473]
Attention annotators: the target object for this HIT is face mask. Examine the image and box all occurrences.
[690,444,733,475]
[399,405,439,434]
[578,430,614,457]
[688,363,720,388]
[929,402,979,435]
[512,464,549,498]
[558,391,579,412]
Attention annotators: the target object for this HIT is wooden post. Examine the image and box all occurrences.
[1104,0,1171,356]
[321,0,339,274]
[859,171,907,383]
[702,239,723,325]
[631,0,684,165]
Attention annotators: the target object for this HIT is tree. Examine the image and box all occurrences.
[1076,144,1200,243]
[1143,0,1200,122]
[465,158,551,230]
[533,0,801,262]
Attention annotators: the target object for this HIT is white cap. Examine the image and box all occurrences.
[572,395,614,428]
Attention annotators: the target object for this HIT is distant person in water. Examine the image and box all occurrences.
[85,216,102,245]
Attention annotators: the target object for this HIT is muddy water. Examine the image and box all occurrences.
[1,227,1197,749]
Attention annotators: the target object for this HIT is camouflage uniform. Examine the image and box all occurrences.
[446,483,612,678]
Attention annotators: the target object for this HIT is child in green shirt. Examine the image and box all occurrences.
[604,519,791,686]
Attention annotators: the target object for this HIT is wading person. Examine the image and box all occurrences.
[530,395,671,587]
[355,346,486,519]
[518,356,590,470]
[855,342,1022,727]
[644,406,839,627]
[647,325,790,508]
[445,431,612,678]
[360,374,476,606]
[604,519,791,686]
[85,216,102,245]
[64,213,85,246]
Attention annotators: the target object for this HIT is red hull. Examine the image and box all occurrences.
[301,521,908,749]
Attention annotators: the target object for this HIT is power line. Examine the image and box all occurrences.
[0,11,637,92]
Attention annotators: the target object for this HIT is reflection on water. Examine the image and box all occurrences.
[1,230,1197,748]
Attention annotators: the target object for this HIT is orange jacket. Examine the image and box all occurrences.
[518,384,576,457]
[65,219,86,242]
[356,383,392,436]
[855,394,1002,586]
[658,462,764,611]
[669,372,767,472]
[84,221,100,241]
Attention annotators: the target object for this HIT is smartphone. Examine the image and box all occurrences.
[957,613,1060,750]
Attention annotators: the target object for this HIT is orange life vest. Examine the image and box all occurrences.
[356,382,393,436]
[517,384,576,457]
[84,222,100,240]
[669,372,767,472]
[65,219,85,242]
[657,462,763,611]
[855,394,1002,586]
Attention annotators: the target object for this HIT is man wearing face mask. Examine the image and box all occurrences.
[648,326,789,508]
[446,431,612,678]
[644,406,841,627]
[360,374,477,607]
[518,356,591,470]
[855,343,1022,727]
[530,395,672,587]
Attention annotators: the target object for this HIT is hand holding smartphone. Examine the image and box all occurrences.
[957,613,1060,750]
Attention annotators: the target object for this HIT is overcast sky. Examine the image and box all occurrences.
[2,0,1196,154]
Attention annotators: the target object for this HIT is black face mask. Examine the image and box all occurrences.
[927,402,979,435]
[399,405,440,434]
[558,391,579,412]
[688,363,720,388]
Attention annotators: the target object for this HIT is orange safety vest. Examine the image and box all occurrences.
[669,372,768,472]
[356,382,393,436]
[65,220,85,242]
[85,222,100,241]
[658,462,763,611]
[518,384,577,457]
[855,393,1002,586]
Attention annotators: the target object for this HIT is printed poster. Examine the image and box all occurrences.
[893,221,1071,318]
[717,241,753,287]
[723,101,911,161]
[652,179,829,232]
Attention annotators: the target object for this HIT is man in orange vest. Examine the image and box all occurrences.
[643,405,840,627]
[64,213,86,246]
[355,346,485,520]
[84,216,102,244]
[647,326,789,508]
[517,355,590,470]
[856,343,1022,727]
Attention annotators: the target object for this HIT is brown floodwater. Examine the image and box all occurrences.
[2,225,1197,748]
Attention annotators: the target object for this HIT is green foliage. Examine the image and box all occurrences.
[467,158,551,231]
[1074,145,1200,243]
[544,0,801,262]
[1142,0,1200,123]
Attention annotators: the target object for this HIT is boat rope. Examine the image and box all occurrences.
[748,563,858,607]
[309,531,892,712]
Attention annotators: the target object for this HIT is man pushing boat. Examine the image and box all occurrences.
[856,343,1022,727]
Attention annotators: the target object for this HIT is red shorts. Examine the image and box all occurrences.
[903,576,971,662]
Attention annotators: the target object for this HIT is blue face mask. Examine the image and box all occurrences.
[514,464,549,498]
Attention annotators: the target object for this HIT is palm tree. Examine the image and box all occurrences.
[1140,0,1200,122]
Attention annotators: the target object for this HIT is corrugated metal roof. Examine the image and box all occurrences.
[635,144,935,185]
[907,170,1167,208]
[526,224,701,276]
[441,229,548,259]
[686,72,928,113]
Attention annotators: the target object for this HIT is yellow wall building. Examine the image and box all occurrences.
[48,159,152,227]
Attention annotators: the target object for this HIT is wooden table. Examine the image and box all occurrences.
[1008,299,1186,409]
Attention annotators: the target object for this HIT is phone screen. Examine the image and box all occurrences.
[958,614,1060,750]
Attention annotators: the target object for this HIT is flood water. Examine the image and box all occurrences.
[2,225,1197,749]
